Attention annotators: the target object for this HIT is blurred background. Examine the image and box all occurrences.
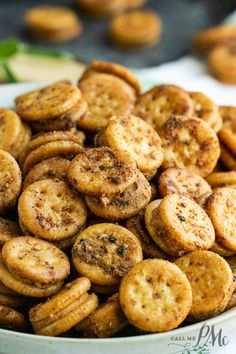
[0,0,235,82]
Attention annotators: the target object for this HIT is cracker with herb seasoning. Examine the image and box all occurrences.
[0,218,21,248]
[78,73,136,131]
[80,60,141,96]
[68,147,138,197]
[158,167,212,202]
[72,223,143,286]
[23,140,83,175]
[205,188,236,251]
[0,255,63,298]
[189,91,222,132]
[175,250,235,321]
[29,278,98,336]
[134,84,194,132]
[126,210,168,259]
[145,194,215,257]
[159,115,220,177]
[0,303,28,331]
[105,114,163,173]
[2,237,70,285]
[30,98,87,132]
[18,179,87,241]
[22,157,70,191]
[85,170,151,220]
[0,150,22,215]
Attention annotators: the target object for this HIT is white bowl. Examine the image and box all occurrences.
[0,83,236,354]
[1,308,236,354]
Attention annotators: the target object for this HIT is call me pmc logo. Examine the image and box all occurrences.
[168,323,229,354]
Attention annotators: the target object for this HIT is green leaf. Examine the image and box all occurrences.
[0,38,24,61]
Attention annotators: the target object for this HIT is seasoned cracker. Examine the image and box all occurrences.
[16,83,81,121]
[145,194,215,257]
[120,259,192,332]
[75,293,128,338]
[23,157,70,190]
[0,304,28,331]
[158,168,212,202]
[0,150,22,215]
[175,250,234,320]
[134,85,194,131]
[23,140,83,175]
[205,188,236,251]
[110,10,162,48]
[81,61,141,95]
[30,99,87,132]
[85,170,151,220]
[72,223,143,286]
[0,256,63,298]
[126,211,168,259]
[160,115,220,177]
[2,237,70,285]
[78,73,136,131]
[0,217,21,247]
[18,179,87,241]
[106,114,163,173]
[68,147,138,196]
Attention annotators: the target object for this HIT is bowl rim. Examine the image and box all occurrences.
[0,307,235,344]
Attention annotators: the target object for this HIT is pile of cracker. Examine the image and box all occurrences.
[25,0,162,49]
[193,24,236,84]
[0,60,236,337]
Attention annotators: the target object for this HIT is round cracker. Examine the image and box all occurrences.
[81,60,140,95]
[23,140,83,175]
[160,115,220,177]
[190,91,220,128]
[105,114,163,173]
[158,167,212,202]
[76,293,128,338]
[134,84,194,131]
[145,194,215,257]
[33,293,98,336]
[205,171,236,188]
[30,277,91,322]
[175,250,234,320]
[16,83,81,121]
[23,157,70,190]
[30,99,87,132]
[0,109,22,157]
[110,10,162,48]
[18,179,87,241]
[2,237,70,284]
[0,304,28,331]
[78,73,136,131]
[205,187,236,251]
[120,259,192,332]
[0,256,63,298]
[72,223,143,286]
[85,170,151,220]
[68,147,138,196]
[0,217,21,247]
[0,150,22,215]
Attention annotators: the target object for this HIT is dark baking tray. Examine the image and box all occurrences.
[0,0,235,68]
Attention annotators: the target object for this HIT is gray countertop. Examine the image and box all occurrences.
[0,0,235,68]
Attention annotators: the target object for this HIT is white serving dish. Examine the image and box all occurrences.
[0,83,236,354]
